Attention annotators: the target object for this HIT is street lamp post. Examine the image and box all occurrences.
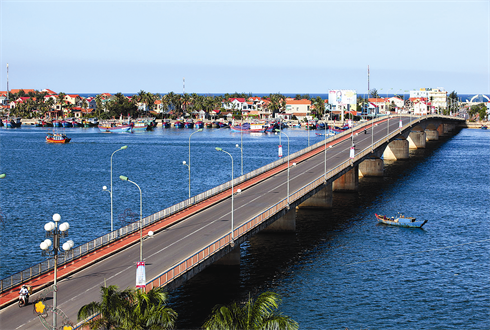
[109,146,127,233]
[40,213,74,330]
[275,130,293,207]
[324,143,333,182]
[215,147,236,246]
[235,143,243,176]
[119,175,143,262]
[184,129,203,198]
[0,173,5,179]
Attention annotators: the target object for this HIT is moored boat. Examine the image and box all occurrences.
[481,125,488,130]
[174,121,184,128]
[230,122,265,133]
[375,213,427,228]
[161,120,171,128]
[195,121,204,129]
[46,133,71,143]
[98,122,132,133]
[4,117,22,128]
[132,120,149,131]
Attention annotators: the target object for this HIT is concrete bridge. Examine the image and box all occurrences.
[0,115,463,329]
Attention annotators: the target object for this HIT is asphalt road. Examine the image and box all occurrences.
[0,117,413,329]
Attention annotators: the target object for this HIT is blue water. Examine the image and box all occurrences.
[1,126,489,329]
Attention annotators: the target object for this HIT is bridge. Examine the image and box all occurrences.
[0,115,463,329]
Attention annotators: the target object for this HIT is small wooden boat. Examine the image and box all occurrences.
[375,213,427,228]
[46,133,71,143]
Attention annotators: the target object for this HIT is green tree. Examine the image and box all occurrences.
[369,89,379,99]
[77,285,133,329]
[122,287,177,330]
[203,291,298,330]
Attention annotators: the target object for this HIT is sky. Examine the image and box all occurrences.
[0,0,488,95]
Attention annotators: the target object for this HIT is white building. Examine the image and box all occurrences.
[410,88,447,109]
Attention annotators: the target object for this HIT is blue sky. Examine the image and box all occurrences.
[0,0,488,95]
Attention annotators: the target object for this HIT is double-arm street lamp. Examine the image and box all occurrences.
[40,213,74,330]
[105,146,127,233]
[215,147,237,246]
[183,129,203,198]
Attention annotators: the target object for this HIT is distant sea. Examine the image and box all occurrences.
[72,92,490,102]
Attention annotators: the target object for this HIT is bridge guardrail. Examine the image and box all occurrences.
[2,115,444,293]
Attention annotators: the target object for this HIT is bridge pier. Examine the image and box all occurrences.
[213,245,241,266]
[408,131,426,149]
[333,166,359,191]
[425,129,439,141]
[359,157,384,177]
[383,137,409,160]
[298,183,333,209]
[437,124,446,137]
[264,209,296,232]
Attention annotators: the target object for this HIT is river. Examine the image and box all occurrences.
[0,126,489,329]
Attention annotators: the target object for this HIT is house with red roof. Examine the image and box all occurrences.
[285,99,312,120]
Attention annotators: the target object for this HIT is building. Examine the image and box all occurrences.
[410,88,447,110]
[285,99,311,120]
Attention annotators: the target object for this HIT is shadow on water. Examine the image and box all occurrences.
[169,136,456,329]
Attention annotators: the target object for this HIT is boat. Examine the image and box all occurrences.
[161,120,171,128]
[481,125,488,130]
[132,120,149,131]
[4,117,22,128]
[230,122,266,133]
[46,133,71,143]
[195,121,204,129]
[98,122,132,133]
[375,213,427,228]
[205,121,213,128]
[184,120,194,128]
[174,121,184,128]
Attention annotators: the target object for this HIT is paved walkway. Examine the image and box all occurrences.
[0,124,368,309]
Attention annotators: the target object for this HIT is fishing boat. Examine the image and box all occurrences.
[161,120,171,128]
[230,122,266,133]
[184,120,194,128]
[4,117,22,128]
[46,133,71,143]
[132,120,149,131]
[98,121,132,133]
[195,120,204,129]
[174,121,184,128]
[481,125,488,130]
[375,213,427,228]
[205,121,213,128]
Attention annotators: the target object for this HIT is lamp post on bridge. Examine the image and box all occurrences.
[215,147,237,246]
[107,146,127,234]
[183,129,203,198]
[39,213,74,330]
[119,175,148,289]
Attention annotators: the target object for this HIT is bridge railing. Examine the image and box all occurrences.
[0,115,423,293]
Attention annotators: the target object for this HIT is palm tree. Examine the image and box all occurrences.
[122,287,177,330]
[77,285,133,329]
[203,291,298,330]
[56,92,66,118]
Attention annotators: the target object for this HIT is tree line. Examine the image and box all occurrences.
[3,90,330,120]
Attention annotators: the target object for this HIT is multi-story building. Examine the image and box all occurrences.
[410,88,447,111]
